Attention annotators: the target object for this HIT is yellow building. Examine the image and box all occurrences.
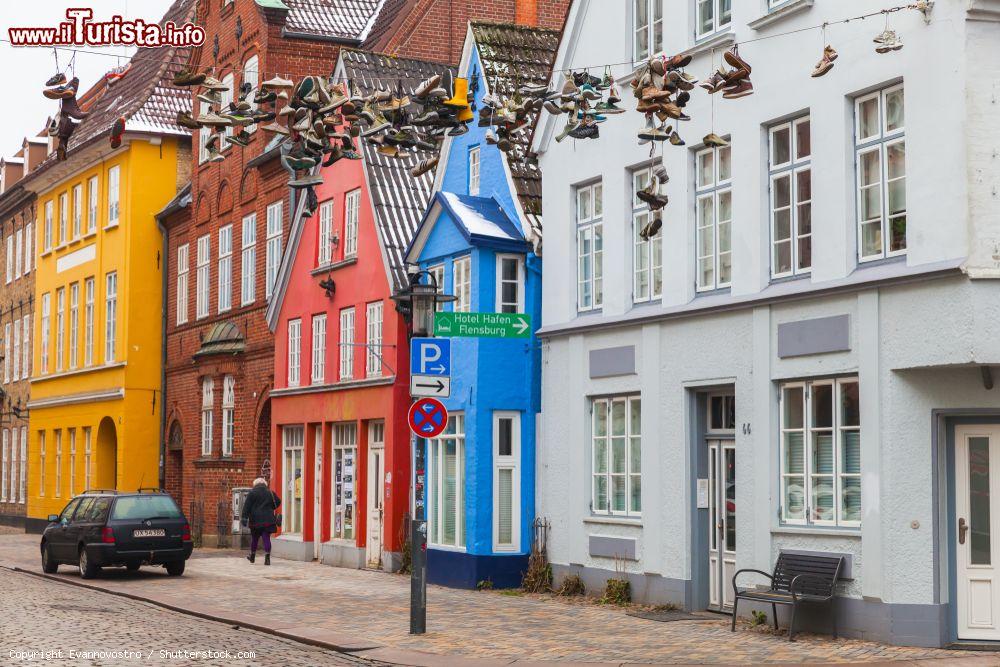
[21,28,193,522]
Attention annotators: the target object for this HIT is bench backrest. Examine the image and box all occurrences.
[771,552,843,596]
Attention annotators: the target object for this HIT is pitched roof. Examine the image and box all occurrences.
[438,192,523,243]
[361,0,417,50]
[281,0,388,42]
[340,48,456,290]
[470,22,561,219]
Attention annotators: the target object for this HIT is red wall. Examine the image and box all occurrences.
[270,156,412,554]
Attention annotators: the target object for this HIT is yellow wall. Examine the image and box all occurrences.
[28,138,180,519]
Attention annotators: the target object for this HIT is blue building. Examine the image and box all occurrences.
[404,22,560,589]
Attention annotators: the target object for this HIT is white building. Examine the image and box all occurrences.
[532,0,1000,647]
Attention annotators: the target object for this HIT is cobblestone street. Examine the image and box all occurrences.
[0,567,384,666]
[1,533,998,665]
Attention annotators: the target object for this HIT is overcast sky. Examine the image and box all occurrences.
[0,0,175,157]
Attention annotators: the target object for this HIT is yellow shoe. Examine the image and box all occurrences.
[443,76,470,110]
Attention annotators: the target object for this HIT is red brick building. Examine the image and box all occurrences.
[161,0,569,547]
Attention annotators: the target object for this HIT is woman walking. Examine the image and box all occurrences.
[240,478,281,565]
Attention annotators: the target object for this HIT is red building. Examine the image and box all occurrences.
[264,50,450,568]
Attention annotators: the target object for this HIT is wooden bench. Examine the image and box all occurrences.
[731,552,844,641]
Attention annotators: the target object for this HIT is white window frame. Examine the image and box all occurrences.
[591,396,642,517]
[769,117,812,278]
[44,200,53,251]
[84,278,94,366]
[779,377,861,528]
[218,224,233,313]
[453,255,471,313]
[198,102,211,164]
[495,254,524,314]
[107,165,120,227]
[243,55,258,134]
[241,213,256,305]
[468,146,480,196]
[11,319,18,380]
[72,183,82,239]
[428,264,445,312]
[23,222,31,274]
[427,413,466,549]
[104,272,117,364]
[68,282,79,369]
[40,293,50,374]
[282,426,304,535]
[695,0,732,40]
[55,288,64,371]
[287,318,301,387]
[38,431,46,497]
[343,189,359,259]
[14,228,22,278]
[58,192,68,246]
[2,324,9,383]
[54,429,62,498]
[83,427,91,491]
[5,235,11,284]
[695,145,733,292]
[311,314,326,385]
[339,307,355,380]
[196,235,210,319]
[68,429,76,496]
[855,84,906,262]
[266,201,283,299]
[176,243,189,324]
[576,182,603,311]
[10,429,18,503]
[222,375,235,457]
[201,376,214,456]
[633,0,664,61]
[318,200,334,266]
[1,430,7,501]
[21,314,30,380]
[492,411,521,552]
[220,73,235,145]
[87,175,98,234]
[631,168,662,303]
[365,301,383,377]
[331,423,357,540]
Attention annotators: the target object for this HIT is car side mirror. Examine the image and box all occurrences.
[47,514,59,523]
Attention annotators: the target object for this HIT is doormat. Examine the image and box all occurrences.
[626,609,720,623]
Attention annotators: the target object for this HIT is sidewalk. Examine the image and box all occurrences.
[0,533,996,666]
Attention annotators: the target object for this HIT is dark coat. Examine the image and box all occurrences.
[241,484,281,532]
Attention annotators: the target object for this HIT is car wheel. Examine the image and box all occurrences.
[126,562,141,572]
[78,547,100,579]
[41,543,58,574]
[165,560,185,577]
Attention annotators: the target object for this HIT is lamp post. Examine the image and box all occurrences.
[392,269,455,635]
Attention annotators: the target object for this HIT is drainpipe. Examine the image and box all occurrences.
[156,216,168,490]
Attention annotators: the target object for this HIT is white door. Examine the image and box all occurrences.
[708,440,737,611]
[956,425,1000,640]
[313,428,323,560]
[366,422,385,569]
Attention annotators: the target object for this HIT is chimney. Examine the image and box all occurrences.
[24,137,48,172]
[0,158,24,194]
[515,0,538,26]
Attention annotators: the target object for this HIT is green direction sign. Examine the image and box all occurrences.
[434,312,532,338]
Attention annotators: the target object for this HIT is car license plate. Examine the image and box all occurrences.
[133,529,165,538]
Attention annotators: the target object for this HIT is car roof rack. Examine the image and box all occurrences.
[137,487,166,493]
[81,489,119,495]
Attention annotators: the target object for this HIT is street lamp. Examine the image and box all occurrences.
[392,269,456,337]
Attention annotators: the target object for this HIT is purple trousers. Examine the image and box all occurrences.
[250,528,272,554]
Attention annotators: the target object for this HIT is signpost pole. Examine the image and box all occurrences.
[410,431,426,634]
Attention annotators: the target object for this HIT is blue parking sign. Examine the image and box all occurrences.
[410,338,450,376]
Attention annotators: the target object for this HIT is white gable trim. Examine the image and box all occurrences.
[430,24,477,199]
[533,0,590,156]
[405,199,444,265]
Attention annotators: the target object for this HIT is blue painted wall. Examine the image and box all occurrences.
[412,45,543,589]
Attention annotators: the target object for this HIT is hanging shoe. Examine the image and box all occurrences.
[723,47,752,75]
[61,96,88,120]
[176,111,202,130]
[703,133,729,148]
[201,75,230,92]
[554,117,579,143]
[637,116,659,143]
[262,121,290,135]
[197,90,223,105]
[106,64,131,86]
[410,156,438,178]
[414,74,442,99]
[43,77,78,100]
[225,129,252,147]
[668,130,685,146]
[560,79,580,102]
[262,75,295,90]
[288,172,323,189]
[109,116,126,149]
[173,68,206,87]
[46,72,67,87]
[722,79,754,99]
[254,89,277,105]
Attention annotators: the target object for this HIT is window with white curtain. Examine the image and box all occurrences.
[311,314,326,384]
[468,146,480,196]
[493,412,520,551]
[38,431,46,497]
[318,200,334,266]
[453,256,471,312]
[495,255,523,314]
[18,428,26,502]
[222,375,235,456]
[14,228,22,278]
[68,282,78,369]
[856,84,906,261]
[176,244,189,324]
[634,0,663,60]
[23,222,31,273]
[54,430,62,497]
[87,176,98,234]
[366,301,383,377]
[282,426,304,535]
[58,192,68,245]
[769,117,812,278]
[695,145,733,291]
[2,324,8,383]
[592,396,642,516]
[44,200,53,251]
[428,414,465,548]
[218,224,232,312]
[196,235,210,319]
[695,0,732,40]
[287,319,301,387]
[632,168,662,302]
[107,165,120,227]
[84,278,94,366]
[332,423,357,540]
[55,288,64,371]
[201,377,214,456]
[5,235,11,283]
[68,429,76,496]
[780,378,861,527]
[241,213,256,305]
[41,293,50,373]
[21,315,29,379]
[104,272,117,364]
[266,201,283,299]
[72,183,82,238]
[11,318,19,380]
[344,189,359,259]
[339,308,355,380]
[576,182,603,311]
[83,427,91,491]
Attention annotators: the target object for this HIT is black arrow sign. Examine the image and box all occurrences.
[415,379,445,392]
